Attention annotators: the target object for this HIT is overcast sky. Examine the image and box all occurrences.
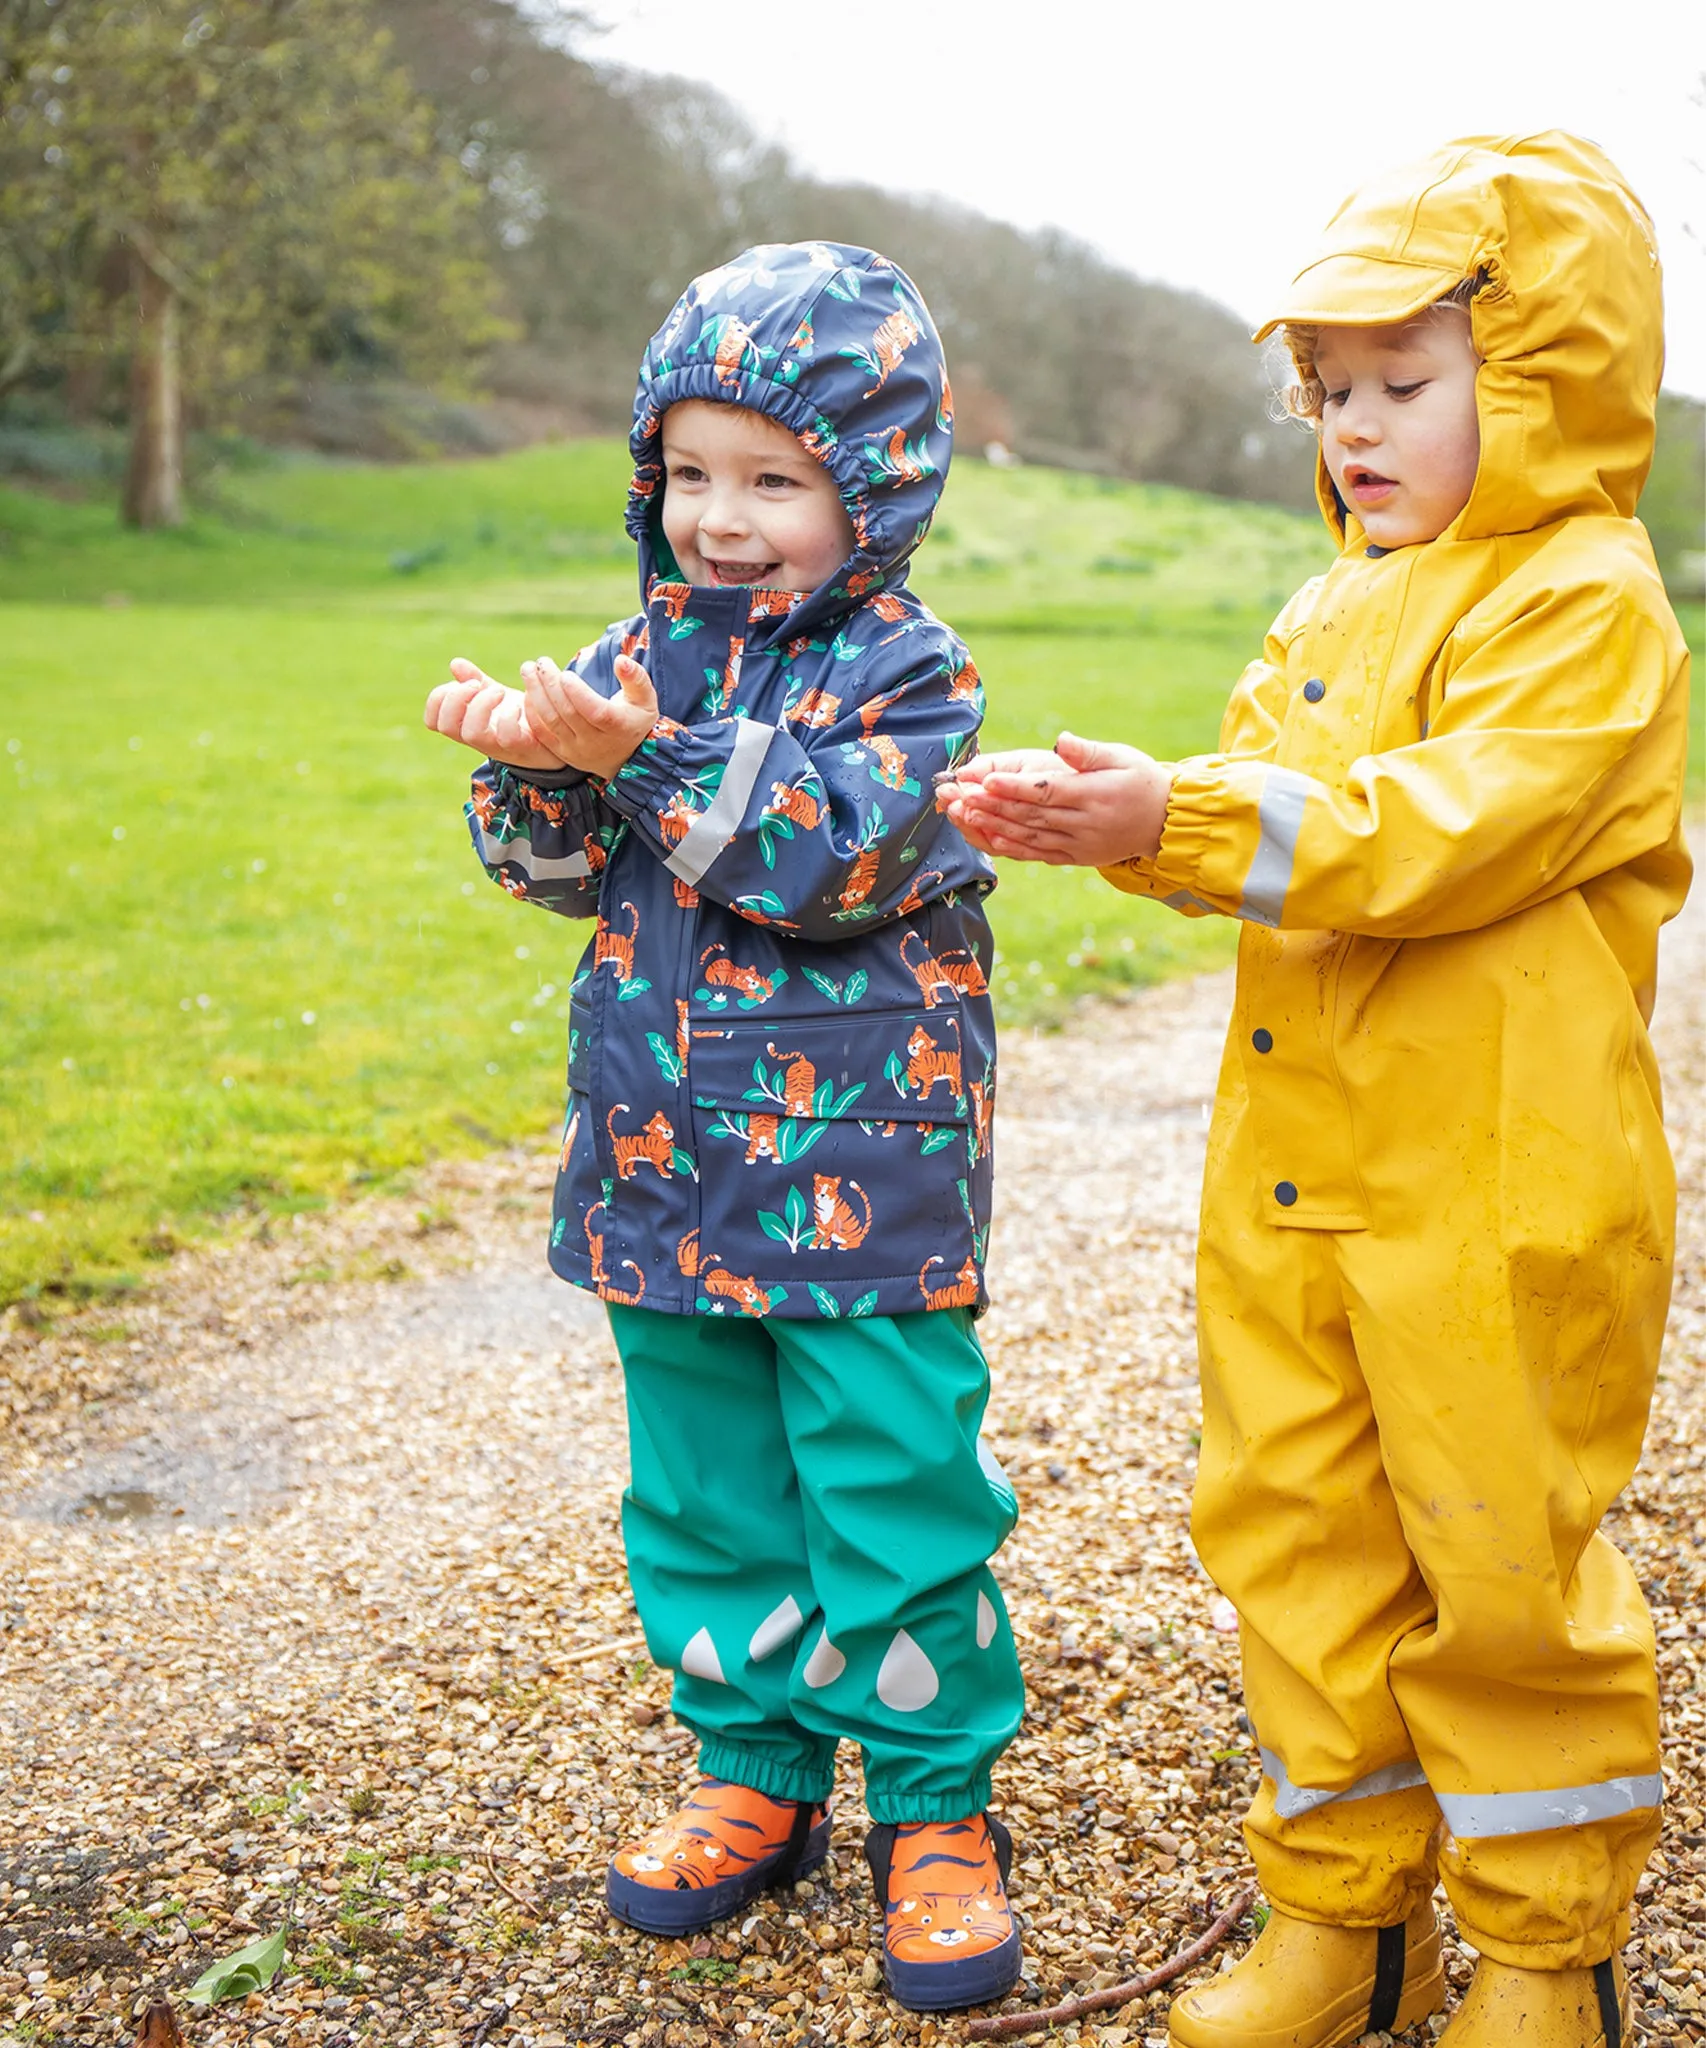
[575,0,1705,400]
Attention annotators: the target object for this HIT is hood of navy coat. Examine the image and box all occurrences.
[625,241,954,637]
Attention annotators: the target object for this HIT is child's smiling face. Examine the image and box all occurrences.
[660,400,854,590]
[1314,310,1482,549]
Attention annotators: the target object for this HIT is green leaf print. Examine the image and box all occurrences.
[646,1033,684,1086]
[670,1147,699,1181]
[843,969,869,1005]
[808,1284,842,1318]
[849,1291,879,1318]
[615,978,652,1002]
[801,965,843,1004]
[919,1128,959,1155]
[774,1120,829,1164]
[884,1050,907,1098]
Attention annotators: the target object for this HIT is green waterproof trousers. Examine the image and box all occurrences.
[606,1304,1025,1823]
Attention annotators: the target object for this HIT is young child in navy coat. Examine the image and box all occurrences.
[426,241,1026,2012]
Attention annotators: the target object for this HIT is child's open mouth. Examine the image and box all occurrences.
[706,559,780,586]
[1345,466,1397,505]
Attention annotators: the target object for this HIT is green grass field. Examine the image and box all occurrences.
[2,443,1699,1304]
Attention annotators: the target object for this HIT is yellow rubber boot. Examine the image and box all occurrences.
[1439,1955,1629,2045]
[1168,1901,1444,2048]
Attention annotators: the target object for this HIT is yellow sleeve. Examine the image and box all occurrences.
[1150,574,1690,939]
[1101,580,1317,913]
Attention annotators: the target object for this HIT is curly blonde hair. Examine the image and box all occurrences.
[1276,276,1482,424]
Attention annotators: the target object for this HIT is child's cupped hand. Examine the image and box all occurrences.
[424,658,565,769]
[521,653,658,782]
[423,654,660,779]
[939,732,1174,867]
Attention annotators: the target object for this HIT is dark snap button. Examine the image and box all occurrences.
[1303,679,1325,703]
[1252,1028,1274,1053]
[1274,1181,1299,1207]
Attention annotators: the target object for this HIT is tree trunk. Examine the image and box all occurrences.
[122,247,184,528]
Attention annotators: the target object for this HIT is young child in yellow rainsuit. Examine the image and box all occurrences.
[939,132,1693,2048]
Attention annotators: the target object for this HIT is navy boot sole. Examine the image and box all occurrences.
[606,1811,831,1936]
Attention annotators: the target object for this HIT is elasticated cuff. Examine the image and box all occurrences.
[1451,1907,1631,1973]
[695,1739,836,1808]
[864,1775,994,1826]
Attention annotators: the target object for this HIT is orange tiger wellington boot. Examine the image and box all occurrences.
[865,1813,1023,2011]
[606,1778,831,1935]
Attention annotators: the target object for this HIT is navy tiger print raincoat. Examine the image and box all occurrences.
[463,242,998,1319]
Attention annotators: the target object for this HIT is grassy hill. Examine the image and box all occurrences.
[1,445,1698,1306]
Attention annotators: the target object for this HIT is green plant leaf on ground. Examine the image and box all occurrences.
[184,1929,287,2005]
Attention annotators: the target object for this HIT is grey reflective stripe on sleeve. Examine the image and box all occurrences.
[475,827,592,881]
[1161,888,1220,915]
[664,718,777,888]
[1237,766,1312,927]
[1435,1773,1662,1840]
[1260,1745,1431,1820]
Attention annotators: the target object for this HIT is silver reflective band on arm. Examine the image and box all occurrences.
[1238,766,1312,927]
[665,719,777,888]
[1260,1745,1430,1820]
[1436,1774,1663,1840]
[476,827,592,881]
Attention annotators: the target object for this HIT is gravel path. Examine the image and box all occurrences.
[1,873,1700,2048]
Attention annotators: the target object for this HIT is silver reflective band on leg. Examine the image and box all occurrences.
[1260,1744,1430,1820]
[665,718,777,888]
[476,827,593,882]
[1237,766,1312,928]
[1435,1774,1663,1840]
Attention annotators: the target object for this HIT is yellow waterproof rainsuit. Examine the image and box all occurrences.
[1106,133,1692,1967]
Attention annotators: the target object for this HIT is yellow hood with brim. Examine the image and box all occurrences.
[1256,132,1666,544]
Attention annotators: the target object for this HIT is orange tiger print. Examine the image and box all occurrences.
[742,1115,783,1164]
[936,370,954,430]
[699,945,779,1003]
[905,1024,963,1102]
[862,307,922,395]
[675,999,690,1065]
[766,778,823,829]
[839,845,882,913]
[858,685,907,735]
[585,1205,644,1303]
[676,1229,703,1277]
[583,832,607,875]
[521,783,575,824]
[968,1079,995,1161]
[658,791,699,846]
[895,868,944,917]
[763,1045,818,1117]
[946,652,982,704]
[785,684,843,730]
[879,425,930,484]
[901,931,990,1008]
[594,900,640,980]
[702,1268,776,1315]
[710,635,744,713]
[659,584,693,623]
[470,781,501,831]
[619,626,648,661]
[842,564,880,599]
[747,589,795,619]
[918,1253,979,1309]
[870,592,908,623]
[862,733,913,790]
[558,1106,580,1169]
[712,315,757,383]
[810,1175,872,1251]
[672,876,700,909]
[607,1103,675,1180]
